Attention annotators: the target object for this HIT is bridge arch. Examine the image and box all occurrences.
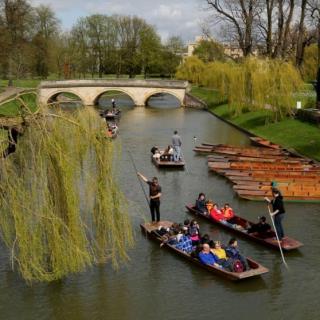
[46,89,85,105]
[93,88,137,106]
[144,90,183,107]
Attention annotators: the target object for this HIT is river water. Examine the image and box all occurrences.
[0,94,319,320]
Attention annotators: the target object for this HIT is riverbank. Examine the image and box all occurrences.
[191,86,320,161]
[0,90,38,117]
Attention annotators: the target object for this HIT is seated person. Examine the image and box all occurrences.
[160,230,178,247]
[211,241,233,271]
[153,150,161,160]
[211,240,227,260]
[151,146,158,155]
[200,234,211,245]
[225,238,249,271]
[198,243,222,268]
[183,219,190,230]
[188,219,200,245]
[247,216,272,238]
[195,193,207,214]
[210,203,225,221]
[175,229,193,253]
[221,203,235,221]
[162,145,174,161]
[206,199,214,213]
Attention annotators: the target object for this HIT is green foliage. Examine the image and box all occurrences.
[180,57,303,121]
[176,56,206,85]
[193,40,225,63]
[0,92,38,116]
[0,108,134,282]
[301,44,318,82]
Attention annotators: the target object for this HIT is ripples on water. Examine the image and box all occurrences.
[0,93,318,320]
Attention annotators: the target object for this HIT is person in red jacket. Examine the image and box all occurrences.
[210,203,225,221]
[222,203,235,221]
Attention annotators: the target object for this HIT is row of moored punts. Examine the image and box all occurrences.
[194,139,320,202]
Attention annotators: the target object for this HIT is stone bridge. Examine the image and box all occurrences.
[38,79,189,106]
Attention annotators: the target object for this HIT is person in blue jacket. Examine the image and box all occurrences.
[198,244,222,268]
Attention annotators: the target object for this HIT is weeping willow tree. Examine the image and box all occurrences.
[0,108,134,282]
[178,56,303,121]
[176,56,206,85]
[201,61,232,103]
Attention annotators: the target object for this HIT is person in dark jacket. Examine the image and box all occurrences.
[195,193,207,214]
[247,216,272,238]
[265,189,285,241]
[137,172,162,223]
[226,238,249,271]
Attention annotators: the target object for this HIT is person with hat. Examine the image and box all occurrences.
[137,172,162,223]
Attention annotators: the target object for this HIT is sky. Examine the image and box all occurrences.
[30,0,211,42]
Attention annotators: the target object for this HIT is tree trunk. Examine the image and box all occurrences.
[281,0,295,58]
[295,0,307,67]
[266,0,274,56]
[273,0,284,58]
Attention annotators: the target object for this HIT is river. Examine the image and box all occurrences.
[0,94,319,320]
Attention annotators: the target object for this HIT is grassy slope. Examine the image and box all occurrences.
[0,92,38,116]
[191,86,320,161]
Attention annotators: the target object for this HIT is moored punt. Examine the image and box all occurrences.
[207,155,312,165]
[194,145,289,158]
[223,170,320,179]
[234,189,320,202]
[186,205,303,251]
[249,136,282,149]
[140,221,269,281]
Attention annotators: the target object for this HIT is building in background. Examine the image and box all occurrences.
[184,36,258,60]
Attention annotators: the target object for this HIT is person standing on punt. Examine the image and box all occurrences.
[111,98,116,109]
[172,130,182,162]
[137,172,162,223]
[265,189,285,242]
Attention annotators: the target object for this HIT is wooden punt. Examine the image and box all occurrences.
[101,110,121,120]
[207,155,312,165]
[221,170,320,179]
[234,189,320,202]
[208,161,320,171]
[151,149,185,168]
[201,142,286,153]
[195,144,287,156]
[186,205,303,251]
[249,137,282,149]
[233,183,320,192]
[141,221,269,281]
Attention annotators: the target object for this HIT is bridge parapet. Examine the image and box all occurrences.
[38,79,189,106]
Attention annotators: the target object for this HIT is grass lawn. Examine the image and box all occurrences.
[0,92,38,116]
[191,86,320,161]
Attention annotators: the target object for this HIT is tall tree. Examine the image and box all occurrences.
[1,0,34,81]
[205,0,261,56]
[193,39,225,62]
[32,5,59,78]
[161,36,184,78]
